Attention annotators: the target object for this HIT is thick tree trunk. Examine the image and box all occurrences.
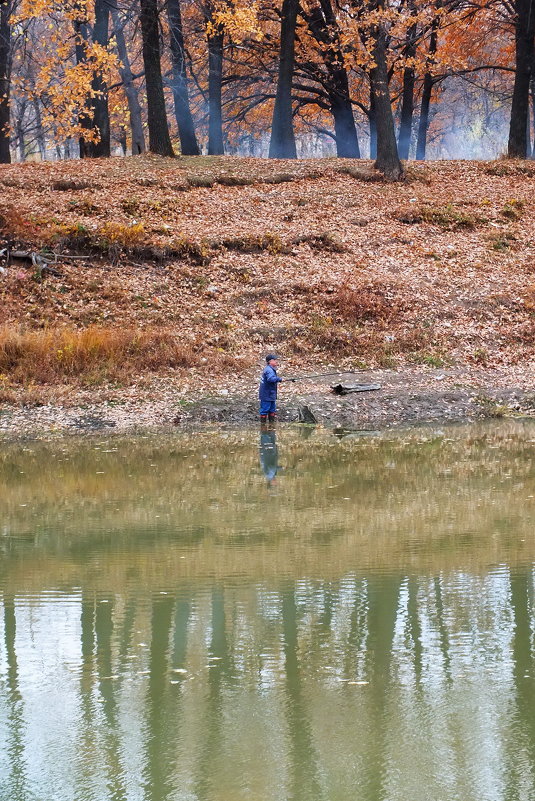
[415,18,438,161]
[140,0,175,156]
[0,0,12,164]
[397,20,417,160]
[508,0,535,158]
[369,85,377,159]
[330,85,361,158]
[369,20,403,180]
[304,0,360,158]
[87,0,111,158]
[269,0,299,159]
[167,0,200,155]
[398,65,415,159]
[415,73,433,159]
[111,0,146,155]
[207,25,224,155]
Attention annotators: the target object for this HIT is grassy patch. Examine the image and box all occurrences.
[488,232,516,252]
[398,203,484,230]
[214,233,288,255]
[412,352,446,368]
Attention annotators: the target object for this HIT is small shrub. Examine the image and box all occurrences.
[335,164,384,183]
[216,175,255,187]
[304,325,354,355]
[54,221,92,250]
[121,198,141,216]
[484,161,535,178]
[329,283,403,323]
[52,179,94,191]
[500,199,524,220]
[68,199,100,215]
[263,173,297,185]
[187,175,215,188]
[475,395,508,418]
[412,352,446,368]
[169,236,211,265]
[472,348,489,365]
[216,233,289,255]
[0,204,44,242]
[398,204,482,230]
[292,232,347,253]
[489,233,515,252]
[96,221,145,250]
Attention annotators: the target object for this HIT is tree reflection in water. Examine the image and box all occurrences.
[0,422,534,801]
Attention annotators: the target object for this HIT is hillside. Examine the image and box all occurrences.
[0,155,534,430]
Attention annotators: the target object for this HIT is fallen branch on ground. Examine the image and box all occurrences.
[331,384,382,395]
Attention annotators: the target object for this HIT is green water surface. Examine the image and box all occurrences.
[0,421,534,801]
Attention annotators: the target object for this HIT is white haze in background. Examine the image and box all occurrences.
[230,78,516,161]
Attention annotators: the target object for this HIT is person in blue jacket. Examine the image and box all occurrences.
[259,354,288,422]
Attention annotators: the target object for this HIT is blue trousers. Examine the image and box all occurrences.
[259,400,276,415]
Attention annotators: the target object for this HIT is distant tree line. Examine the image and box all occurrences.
[0,0,534,178]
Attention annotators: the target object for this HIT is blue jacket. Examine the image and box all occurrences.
[259,365,282,401]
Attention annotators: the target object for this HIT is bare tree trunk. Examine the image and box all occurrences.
[0,0,12,164]
[397,18,417,160]
[269,0,299,158]
[369,11,403,180]
[140,0,175,156]
[207,15,224,155]
[87,0,111,158]
[304,0,360,158]
[167,0,200,155]
[110,0,146,154]
[508,0,535,158]
[415,17,439,161]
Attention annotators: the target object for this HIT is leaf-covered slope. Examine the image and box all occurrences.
[0,155,534,383]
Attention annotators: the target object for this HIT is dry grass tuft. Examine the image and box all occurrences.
[484,160,535,178]
[329,283,404,322]
[0,326,204,384]
[52,179,96,192]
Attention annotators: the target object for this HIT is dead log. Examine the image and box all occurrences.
[331,383,382,395]
[0,247,90,277]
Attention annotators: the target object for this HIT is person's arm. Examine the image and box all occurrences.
[265,367,282,383]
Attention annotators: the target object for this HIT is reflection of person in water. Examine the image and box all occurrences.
[259,427,279,485]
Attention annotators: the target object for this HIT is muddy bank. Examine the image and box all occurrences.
[0,367,533,439]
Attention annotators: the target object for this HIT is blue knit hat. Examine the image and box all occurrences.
[266,353,278,362]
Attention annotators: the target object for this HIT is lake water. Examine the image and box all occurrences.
[1,421,534,801]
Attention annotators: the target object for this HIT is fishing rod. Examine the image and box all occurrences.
[283,370,362,382]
